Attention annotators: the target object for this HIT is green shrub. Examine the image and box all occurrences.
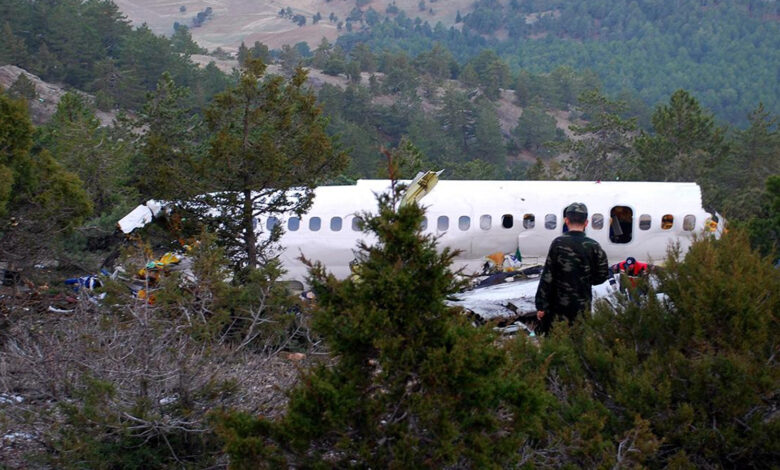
[216,186,549,468]
[538,230,780,468]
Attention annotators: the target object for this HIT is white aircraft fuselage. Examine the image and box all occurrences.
[259,180,723,284]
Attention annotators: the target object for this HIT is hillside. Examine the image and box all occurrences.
[112,0,474,51]
[0,66,116,125]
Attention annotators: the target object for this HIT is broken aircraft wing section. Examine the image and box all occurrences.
[400,170,442,207]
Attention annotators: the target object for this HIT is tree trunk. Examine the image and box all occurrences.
[243,188,257,269]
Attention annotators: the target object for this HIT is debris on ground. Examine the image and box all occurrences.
[449,259,621,337]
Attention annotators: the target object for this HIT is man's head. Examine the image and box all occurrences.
[564,202,588,226]
[625,257,636,267]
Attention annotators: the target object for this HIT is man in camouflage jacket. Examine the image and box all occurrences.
[535,202,610,335]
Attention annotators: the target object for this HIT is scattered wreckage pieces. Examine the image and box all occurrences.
[129,251,195,304]
[481,250,525,276]
[449,263,545,320]
[64,274,103,292]
[449,265,622,337]
[447,275,541,322]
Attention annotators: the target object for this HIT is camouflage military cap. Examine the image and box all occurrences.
[564,202,588,217]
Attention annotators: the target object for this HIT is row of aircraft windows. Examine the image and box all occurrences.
[265,206,697,244]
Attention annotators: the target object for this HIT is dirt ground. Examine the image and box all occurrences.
[0,66,116,126]
[113,0,476,51]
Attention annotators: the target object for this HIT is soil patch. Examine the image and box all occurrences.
[113,0,476,51]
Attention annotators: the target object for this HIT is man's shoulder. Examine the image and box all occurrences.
[553,232,605,251]
[557,231,596,244]
[582,235,603,247]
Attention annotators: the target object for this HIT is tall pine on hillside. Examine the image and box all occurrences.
[190,58,348,271]
[216,185,546,468]
[0,90,91,264]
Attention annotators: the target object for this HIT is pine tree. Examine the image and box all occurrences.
[237,41,249,66]
[7,73,37,101]
[39,93,129,214]
[634,90,729,206]
[193,59,348,271]
[512,103,563,154]
[0,21,28,67]
[0,90,91,263]
[216,184,546,468]
[720,103,780,220]
[131,74,200,202]
[564,90,638,180]
[473,99,506,167]
[439,87,476,157]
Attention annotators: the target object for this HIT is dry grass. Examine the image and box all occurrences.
[113,0,478,51]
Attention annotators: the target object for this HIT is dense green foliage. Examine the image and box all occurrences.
[527,230,780,467]
[214,190,779,468]
[37,92,134,215]
[0,0,229,110]
[336,0,779,126]
[129,73,202,202]
[215,186,547,467]
[190,59,349,270]
[0,89,92,264]
[0,2,777,468]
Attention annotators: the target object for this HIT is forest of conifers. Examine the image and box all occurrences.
[0,0,778,468]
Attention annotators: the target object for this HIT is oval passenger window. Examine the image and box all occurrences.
[502,214,513,229]
[523,214,535,229]
[591,213,604,230]
[480,215,492,230]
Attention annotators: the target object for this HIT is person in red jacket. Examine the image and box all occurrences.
[611,256,649,277]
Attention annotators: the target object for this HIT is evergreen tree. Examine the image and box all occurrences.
[322,46,347,76]
[512,103,563,154]
[634,90,729,207]
[0,89,33,216]
[250,41,271,63]
[311,37,332,69]
[0,90,91,263]
[278,44,302,77]
[7,72,37,101]
[438,87,476,157]
[464,49,510,100]
[131,74,200,201]
[237,41,250,66]
[407,112,458,168]
[193,59,348,271]
[413,42,455,81]
[746,175,780,260]
[0,21,28,66]
[39,93,130,214]
[720,103,780,220]
[170,25,206,56]
[473,99,506,167]
[350,42,377,73]
[564,90,638,180]
[216,184,546,467]
[380,52,418,95]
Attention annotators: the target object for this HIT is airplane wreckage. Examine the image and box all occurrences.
[117,173,725,328]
